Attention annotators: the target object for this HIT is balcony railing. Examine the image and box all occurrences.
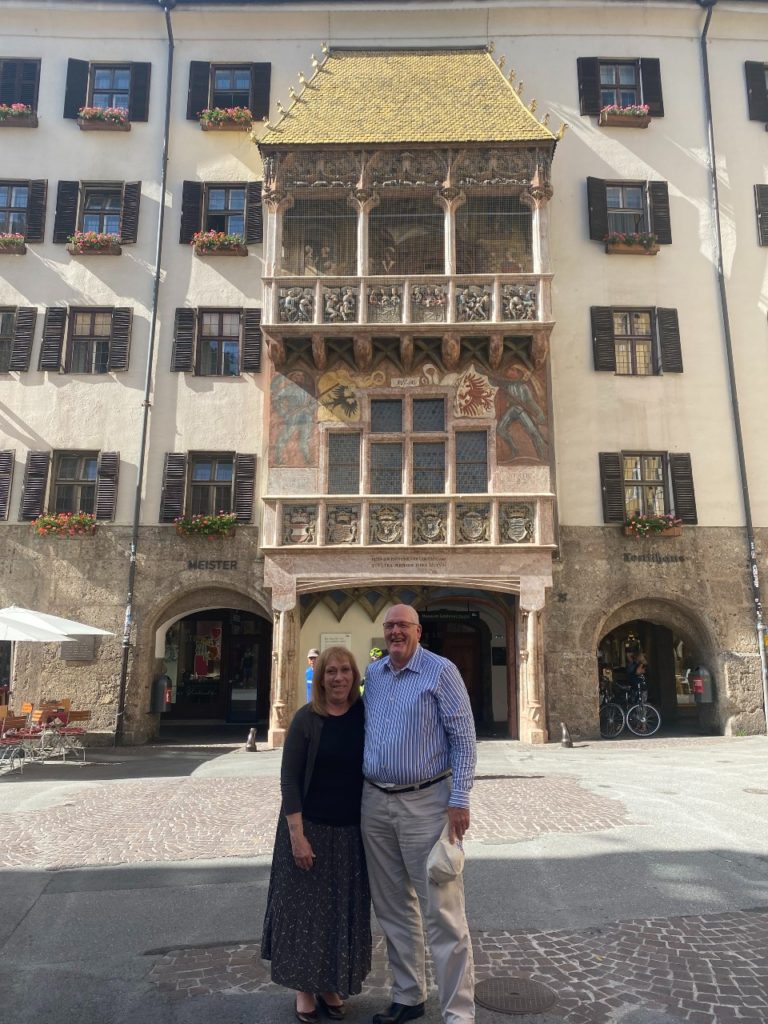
[263,274,551,328]
[262,494,556,549]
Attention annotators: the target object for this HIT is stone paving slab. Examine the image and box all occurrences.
[147,908,768,1023]
[0,774,634,870]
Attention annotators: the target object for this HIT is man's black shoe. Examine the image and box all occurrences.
[372,1003,425,1024]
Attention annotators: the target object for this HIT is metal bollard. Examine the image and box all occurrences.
[245,728,258,752]
[560,722,573,748]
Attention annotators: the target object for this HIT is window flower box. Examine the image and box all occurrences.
[199,106,254,131]
[624,513,682,538]
[0,103,38,128]
[31,512,96,537]
[604,231,659,256]
[174,513,237,538]
[191,230,248,257]
[0,234,26,255]
[67,231,122,256]
[77,106,130,131]
[599,104,651,129]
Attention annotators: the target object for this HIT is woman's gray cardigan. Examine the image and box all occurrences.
[280,703,326,816]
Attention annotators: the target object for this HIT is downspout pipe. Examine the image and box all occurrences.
[697,0,768,733]
[115,0,176,743]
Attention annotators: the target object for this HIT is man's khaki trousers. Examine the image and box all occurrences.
[361,778,475,1024]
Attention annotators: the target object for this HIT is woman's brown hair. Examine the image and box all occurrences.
[310,646,362,716]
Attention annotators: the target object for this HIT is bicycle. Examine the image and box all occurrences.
[599,679,661,739]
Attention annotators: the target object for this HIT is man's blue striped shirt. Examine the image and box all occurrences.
[363,645,477,809]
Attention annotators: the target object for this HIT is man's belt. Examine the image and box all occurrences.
[365,770,452,795]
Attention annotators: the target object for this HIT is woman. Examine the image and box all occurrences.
[262,646,371,1023]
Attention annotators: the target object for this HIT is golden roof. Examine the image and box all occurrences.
[259,47,555,147]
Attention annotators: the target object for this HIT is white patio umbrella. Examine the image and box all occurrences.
[0,620,74,643]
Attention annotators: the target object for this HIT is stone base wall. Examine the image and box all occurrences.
[1,525,269,744]
[542,526,767,740]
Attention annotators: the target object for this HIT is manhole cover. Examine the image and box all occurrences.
[475,976,557,1015]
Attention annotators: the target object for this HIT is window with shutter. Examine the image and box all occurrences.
[241,309,262,372]
[187,61,211,120]
[67,309,114,374]
[0,309,15,373]
[0,59,41,110]
[52,181,80,243]
[0,450,14,521]
[189,453,234,515]
[745,62,768,122]
[669,453,698,524]
[233,454,256,523]
[600,451,695,525]
[159,453,188,522]
[204,184,246,236]
[129,63,151,122]
[589,179,671,245]
[598,452,624,523]
[20,451,50,520]
[656,309,683,373]
[63,59,89,119]
[171,308,196,372]
[25,180,47,243]
[9,307,37,372]
[180,181,203,243]
[120,182,141,244]
[39,307,67,371]
[246,182,263,244]
[197,310,240,376]
[251,63,271,121]
[109,308,133,371]
[590,307,617,372]
[52,451,98,515]
[578,58,663,118]
[89,65,131,110]
[0,181,32,237]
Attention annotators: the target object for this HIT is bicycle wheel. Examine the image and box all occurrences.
[626,702,661,737]
[599,702,625,739]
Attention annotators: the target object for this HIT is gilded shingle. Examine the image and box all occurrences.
[259,47,555,147]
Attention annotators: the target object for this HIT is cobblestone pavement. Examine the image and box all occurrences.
[0,773,634,869]
[148,908,768,1023]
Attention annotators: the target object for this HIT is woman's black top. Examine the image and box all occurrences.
[302,701,365,826]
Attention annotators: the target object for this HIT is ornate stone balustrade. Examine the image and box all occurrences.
[261,494,556,549]
[266,275,549,327]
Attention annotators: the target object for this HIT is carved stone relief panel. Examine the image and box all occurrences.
[453,148,542,188]
[279,286,315,323]
[369,504,404,545]
[366,149,448,189]
[323,286,358,323]
[502,284,537,321]
[368,285,403,323]
[500,503,535,543]
[456,284,492,322]
[413,504,448,545]
[282,505,318,545]
[325,505,360,545]
[456,503,490,543]
[411,284,447,322]
[282,150,361,189]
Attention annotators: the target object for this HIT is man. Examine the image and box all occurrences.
[362,604,476,1024]
[304,648,319,703]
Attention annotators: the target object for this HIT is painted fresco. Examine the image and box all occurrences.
[269,357,549,467]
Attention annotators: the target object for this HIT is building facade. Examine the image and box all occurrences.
[1,0,767,744]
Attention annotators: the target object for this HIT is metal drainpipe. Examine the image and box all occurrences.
[697,0,768,732]
[114,0,176,744]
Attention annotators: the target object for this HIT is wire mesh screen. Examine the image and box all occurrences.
[371,399,403,433]
[369,197,444,276]
[456,196,533,274]
[455,431,488,493]
[282,198,357,276]
[370,443,403,494]
[413,398,445,432]
[328,433,361,494]
[413,442,446,494]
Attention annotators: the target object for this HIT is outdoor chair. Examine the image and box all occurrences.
[57,710,91,761]
[0,714,28,773]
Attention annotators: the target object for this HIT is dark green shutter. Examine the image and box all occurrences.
[0,450,15,521]
[38,307,67,370]
[129,62,151,122]
[171,308,195,372]
[587,177,609,241]
[245,181,263,244]
[250,63,271,120]
[233,454,256,523]
[241,309,262,372]
[599,452,625,523]
[640,59,664,117]
[9,307,37,371]
[26,180,47,243]
[63,58,89,119]
[745,61,768,122]
[755,185,768,246]
[591,307,616,372]
[669,453,697,524]
[648,181,672,244]
[186,61,210,119]
[109,308,133,371]
[121,181,141,244]
[180,181,203,244]
[20,451,50,520]
[159,453,187,522]
[657,308,683,373]
[577,58,601,116]
[53,181,79,243]
[95,452,120,521]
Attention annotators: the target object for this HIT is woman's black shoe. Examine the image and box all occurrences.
[372,1003,425,1024]
[295,1001,319,1024]
[317,994,346,1019]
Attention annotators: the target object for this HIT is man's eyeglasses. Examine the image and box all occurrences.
[383,621,419,631]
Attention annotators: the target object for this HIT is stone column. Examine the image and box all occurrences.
[518,578,548,744]
[265,561,299,748]
[522,177,553,317]
[262,189,293,279]
[436,187,465,275]
[351,189,379,277]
